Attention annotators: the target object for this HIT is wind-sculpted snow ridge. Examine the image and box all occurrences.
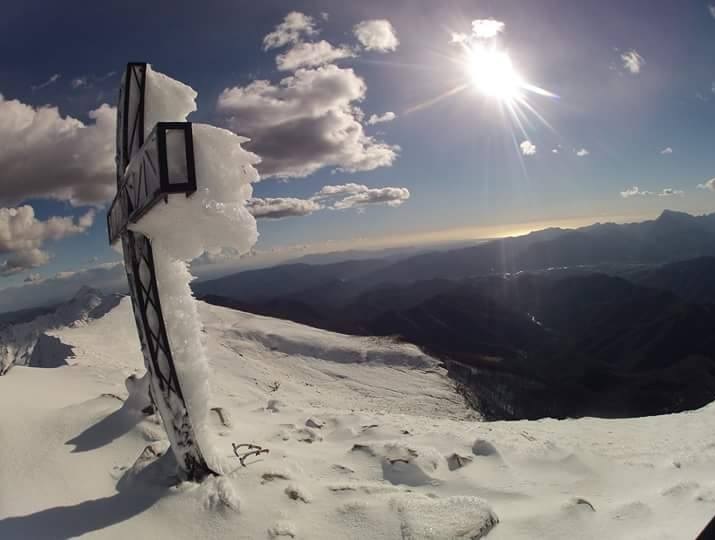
[0,286,120,375]
[1,298,714,539]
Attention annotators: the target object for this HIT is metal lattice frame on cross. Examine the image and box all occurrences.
[107,63,214,480]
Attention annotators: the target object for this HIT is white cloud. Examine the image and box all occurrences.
[620,186,651,198]
[620,186,683,198]
[247,182,411,220]
[0,205,95,275]
[471,19,505,39]
[660,147,673,155]
[709,5,715,18]
[247,197,322,219]
[0,206,95,253]
[218,65,398,178]
[315,182,410,209]
[367,111,396,125]
[621,50,644,74]
[697,178,715,191]
[450,19,505,46]
[263,12,317,50]
[276,40,355,71]
[31,73,60,91]
[71,77,87,89]
[576,148,590,157]
[0,96,116,206]
[191,247,245,267]
[1,249,50,277]
[520,140,536,156]
[552,148,559,154]
[658,188,683,197]
[353,20,399,52]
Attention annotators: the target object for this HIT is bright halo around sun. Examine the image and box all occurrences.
[404,18,556,125]
[467,44,524,103]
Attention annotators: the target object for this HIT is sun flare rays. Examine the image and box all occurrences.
[405,18,557,138]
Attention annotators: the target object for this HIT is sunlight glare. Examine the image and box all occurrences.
[468,44,524,102]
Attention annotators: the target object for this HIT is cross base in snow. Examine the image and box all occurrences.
[108,63,214,480]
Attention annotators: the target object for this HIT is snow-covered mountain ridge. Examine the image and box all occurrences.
[0,294,713,539]
[0,286,122,375]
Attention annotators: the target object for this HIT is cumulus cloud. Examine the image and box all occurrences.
[353,20,399,52]
[367,111,396,125]
[451,19,506,45]
[0,96,116,206]
[315,182,410,209]
[520,140,536,156]
[276,40,355,71]
[24,272,41,283]
[217,65,398,178]
[31,74,61,91]
[263,11,317,50]
[620,186,683,198]
[247,182,410,220]
[658,187,683,197]
[660,147,673,155]
[247,197,322,219]
[621,50,644,74]
[620,186,651,198]
[220,12,400,178]
[576,148,590,157]
[697,178,715,191]
[471,19,505,39]
[190,247,244,267]
[0,205,95,275]
[1,249,50,277]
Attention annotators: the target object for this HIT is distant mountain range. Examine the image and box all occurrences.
[196,210,715,420]
[195,210,715,302]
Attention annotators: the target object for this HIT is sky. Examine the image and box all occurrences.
[1,0,715,296]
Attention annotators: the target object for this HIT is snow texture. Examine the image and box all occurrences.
[125,66,260,471]
[143,65,197,141]
[1,284,714,539]
[0,286,119,374]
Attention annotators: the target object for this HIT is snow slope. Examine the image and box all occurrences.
[0,286,121,375]
[1,295,714,539]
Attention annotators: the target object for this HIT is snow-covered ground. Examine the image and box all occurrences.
[1,295,713,539]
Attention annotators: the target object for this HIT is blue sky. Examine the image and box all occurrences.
[1,0,715,290]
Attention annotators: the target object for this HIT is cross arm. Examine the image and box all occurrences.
[108,122,197,245]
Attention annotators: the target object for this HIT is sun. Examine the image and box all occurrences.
[404,25,556,121]
[467,44,524,103]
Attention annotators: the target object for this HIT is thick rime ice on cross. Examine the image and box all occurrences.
[123,65,260,472]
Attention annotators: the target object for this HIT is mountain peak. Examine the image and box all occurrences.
[656,209,693,222]
[72,285,103,300]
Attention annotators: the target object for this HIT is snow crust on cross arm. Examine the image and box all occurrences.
[143,65,197,140]
[127,66,259,469]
